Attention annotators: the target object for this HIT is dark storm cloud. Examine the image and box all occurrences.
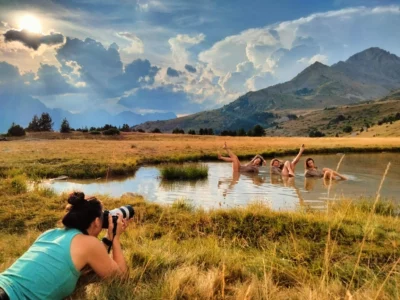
[184,64,196,73]
[3,29,64,50]
[166,67,180,77]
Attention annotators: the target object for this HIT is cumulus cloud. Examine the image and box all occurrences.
[111,58,160,92]
[56,37,123,96]
[117,32,144,54]
[218,61,259,94]
[0,61,20,83]
[3,29,64,50]
[197,5,400,97]
[168,33,205,67]
[0,61,77,96]
[31,64,76,95]
[118,85,204,113]
[298,54,329,65]
[55,38,160,98]
[246,72,276,91]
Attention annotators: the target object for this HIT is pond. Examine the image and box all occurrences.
[42,153,400,211]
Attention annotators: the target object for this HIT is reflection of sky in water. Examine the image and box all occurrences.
[43,153,400,211]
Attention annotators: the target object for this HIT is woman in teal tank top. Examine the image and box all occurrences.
[0,192,130,300]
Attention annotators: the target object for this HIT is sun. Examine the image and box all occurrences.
[19,15,42,33]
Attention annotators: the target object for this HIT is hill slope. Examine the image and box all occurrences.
[264,93,400,137]
[135,47,400,133]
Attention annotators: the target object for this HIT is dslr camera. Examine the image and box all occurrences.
[102,205,134,230]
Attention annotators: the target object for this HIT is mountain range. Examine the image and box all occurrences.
[0,91,176,133]
[133,47,400,133]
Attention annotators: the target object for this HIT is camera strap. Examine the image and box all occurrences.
[108,238,114,254]
[102,237,113,253]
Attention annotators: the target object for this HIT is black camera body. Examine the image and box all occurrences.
[102,205,134,229]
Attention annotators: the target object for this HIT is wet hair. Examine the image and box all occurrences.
[253,156,264,167]
[62,192,102,234]
[270,158,283,169]
[305,158,316,170]
[254,159,262,167]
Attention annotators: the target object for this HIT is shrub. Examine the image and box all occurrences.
[151,128,161,133]
[103,128,120,135]
[309,129,325,137]
[90,131,101,135]
[248,124,265,137]
[7,123,26,136]
[172,128,185,134]
[343,125,353,133]
[121,124,131,132]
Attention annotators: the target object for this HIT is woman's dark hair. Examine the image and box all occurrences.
[62,192,102,234]
[253,156,264,167]
[305,158,316,170]
[270,158,283,169]
[255,158,263,167]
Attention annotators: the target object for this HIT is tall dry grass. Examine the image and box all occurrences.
[1,171,400,299]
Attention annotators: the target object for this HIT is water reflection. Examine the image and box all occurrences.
[43,153,400,211]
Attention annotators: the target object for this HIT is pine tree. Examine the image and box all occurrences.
[38,113,53,131]
[27,115,40,131]
[60,118,71,133]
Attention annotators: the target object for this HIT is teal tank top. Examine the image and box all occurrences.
[0,228,82,299]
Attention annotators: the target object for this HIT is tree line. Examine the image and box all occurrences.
[5,113,267,137]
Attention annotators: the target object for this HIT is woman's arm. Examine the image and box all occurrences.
[85,215,128,277]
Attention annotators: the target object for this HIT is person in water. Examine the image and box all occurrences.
[270,144,305,177]
[218,142,266,173]
[304,157,347,180]
[0,192,130,300]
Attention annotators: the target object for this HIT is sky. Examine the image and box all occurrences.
[1,0,400,116]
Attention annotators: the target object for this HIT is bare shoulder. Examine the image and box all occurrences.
[72,234,102,249]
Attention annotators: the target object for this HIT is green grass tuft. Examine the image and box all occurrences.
[160,163,208,180]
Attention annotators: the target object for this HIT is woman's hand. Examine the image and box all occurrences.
[106,214,129,240]
[106,214,115,240]
[115,214,129,239]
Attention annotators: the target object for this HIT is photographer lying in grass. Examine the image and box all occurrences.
[0,192,129,300]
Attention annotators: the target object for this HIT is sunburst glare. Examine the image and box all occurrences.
[19,15,42,33]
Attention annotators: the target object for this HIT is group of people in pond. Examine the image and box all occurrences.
[218,142,347,180]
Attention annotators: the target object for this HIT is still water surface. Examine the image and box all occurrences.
[43,153,400,211]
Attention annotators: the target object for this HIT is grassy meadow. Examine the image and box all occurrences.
[1,133,400,299]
